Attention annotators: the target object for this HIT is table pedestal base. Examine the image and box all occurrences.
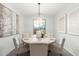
[29,44,48,56]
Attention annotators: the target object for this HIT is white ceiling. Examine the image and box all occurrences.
[3,3,79,17]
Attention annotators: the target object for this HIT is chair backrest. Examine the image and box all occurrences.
[13,38,17,48]
[61,38,66,48]
[22,33,31,38]
[44,34,48,38]
[13,37,19,48]
[44,33,54,38]
[36,31,41,38]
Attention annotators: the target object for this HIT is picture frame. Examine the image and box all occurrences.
[57,15,66,34]
[67,7,79,35]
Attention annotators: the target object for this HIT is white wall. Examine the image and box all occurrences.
[23,16,34,34]
[46,16,55,34]
[0,4,24,56]
[54,4,79,56]
[0,35,20,56]
[23,15,54,34]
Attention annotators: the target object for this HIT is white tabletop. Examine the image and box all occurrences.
[22,36,56,56]
[22,37,56,44]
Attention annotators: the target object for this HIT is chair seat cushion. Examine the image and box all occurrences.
[49,42,63,53]
[16,43,29,54]
[49,42,61,48]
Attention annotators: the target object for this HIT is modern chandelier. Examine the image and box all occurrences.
[34,3,46,35]
[38,3,40,17]
[35,3,44,25]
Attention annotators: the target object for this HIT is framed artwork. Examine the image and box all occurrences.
[67,7,79,35]
[57,15,66,33]
[0,3,19,37]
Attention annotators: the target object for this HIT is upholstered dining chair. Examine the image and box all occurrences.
[36,31,42,39]
[21,33,31,47]
[49,38,66,56]
[22,33,31,39]
[44,33,54,38]
[13,37,29,56]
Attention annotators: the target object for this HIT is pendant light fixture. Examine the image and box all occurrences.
[38,3,40,17]
[34,3,46,35]
[34,3,46,28]
[36,3,43,24]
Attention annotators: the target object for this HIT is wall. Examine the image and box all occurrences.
[23,15,55,34]
[0,4,24,56]
[54,4,79,56]
[0,35,20,56]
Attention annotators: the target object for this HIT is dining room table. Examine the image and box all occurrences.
[22,36,56,56]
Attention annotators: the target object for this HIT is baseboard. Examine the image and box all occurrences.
[6,48,16,56]
[64,48,75,56]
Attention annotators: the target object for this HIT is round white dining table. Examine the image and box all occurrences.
[22,37,56,56]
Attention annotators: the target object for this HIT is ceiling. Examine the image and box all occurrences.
[3,3,79,17]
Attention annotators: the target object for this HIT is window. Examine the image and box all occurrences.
[0,4,19,37]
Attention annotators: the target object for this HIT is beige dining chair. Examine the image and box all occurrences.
[21,33,31,47]
[13,37,29,56]
[22,33,31,38]
[44,33,54,38]
[49,38,66,56]
[36,30,42,39]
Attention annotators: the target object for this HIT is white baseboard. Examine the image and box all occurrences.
[6,48,15,56]
[64,47,76,56]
